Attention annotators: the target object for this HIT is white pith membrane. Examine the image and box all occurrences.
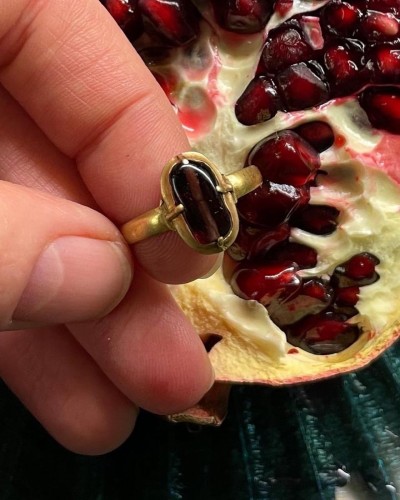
[137,1,400,385]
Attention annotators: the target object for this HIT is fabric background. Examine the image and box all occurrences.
[1,341,400,500]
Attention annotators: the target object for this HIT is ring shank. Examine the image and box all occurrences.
[121,206,170,244]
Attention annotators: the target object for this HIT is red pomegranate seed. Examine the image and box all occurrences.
[271,278,334,326]
[335,286,360,306]
[285,311,360,354]
[293,121,335,152]
[366,45,400,84]
[231,261,301,306]
[359,87,400,133]
[368,0,400,15]
[235,76,283,125]
[268,242,318,268]
[291,204,340,235]
[237,181,310,228]
[275,0,294,17]
[276,62,330,111]
[332,252,380,287]
[138,0,199,46]
[262,27,314,75]
[321,1,361,37]
[359,10,400,42]
[104,0,143,39]
[228,223,291,261]
[344,253,379,279]
[248,130,321,186]
[323,40,366,96]
[211,0,273,34]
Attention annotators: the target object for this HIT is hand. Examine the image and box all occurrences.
[0,0,215,454]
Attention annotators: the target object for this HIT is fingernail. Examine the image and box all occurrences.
[14,236,132,324]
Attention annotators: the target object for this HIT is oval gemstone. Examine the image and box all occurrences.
[170,159,233,245]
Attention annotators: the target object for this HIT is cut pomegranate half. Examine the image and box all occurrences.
[104,0,400,423]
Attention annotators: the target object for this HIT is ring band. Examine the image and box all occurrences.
[120,152,263,254]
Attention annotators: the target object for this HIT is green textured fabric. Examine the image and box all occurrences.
[1,342,400,500]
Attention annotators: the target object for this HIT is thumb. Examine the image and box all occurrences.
[0,181,132,329]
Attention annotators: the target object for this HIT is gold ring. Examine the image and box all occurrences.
[120,152,263,254]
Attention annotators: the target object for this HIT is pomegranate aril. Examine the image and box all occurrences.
[262,27,314,75]
[293,121,335,152]
[359,87,400,134]
[285,311,360,354]
[323,40,366,96]
[248,130,321,186]
[335,286,360,306]
[231,261,301,306]
[332,252,380,287]
[138,0,199,46]
[104,0,143,40]
[268,242,318,268]
[359,10,400,42]
[235,76,283,125]
[365,45,400,84]
[291,204,340,235]
[344,252,379,279]
[227,223,290,261]
[211,0,273,34]
[320,1,362,37]
[368,0,400,15]
[237,181,310,228]
[276,62,330,111]
[275,0,293,17]
[271,279,334,326]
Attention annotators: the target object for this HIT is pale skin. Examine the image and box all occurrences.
[0,0,217,454]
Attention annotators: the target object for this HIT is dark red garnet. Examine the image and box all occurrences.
[170,160,232,245]
[248,130,321,186]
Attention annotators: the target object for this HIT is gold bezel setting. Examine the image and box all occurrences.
[121,152,262,254]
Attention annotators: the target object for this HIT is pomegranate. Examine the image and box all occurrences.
[103,0,400,423]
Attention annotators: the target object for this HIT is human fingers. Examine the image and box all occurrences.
[0,77,212,434]
[0,182,132,328]
[69,267,214,415]
[0,0,217,284]
[0,326,137,455]
[0,85,95,204]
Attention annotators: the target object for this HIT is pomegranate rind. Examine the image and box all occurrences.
[168,383,231,425]
[172,281,400,385]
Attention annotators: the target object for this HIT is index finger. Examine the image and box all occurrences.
[0,0,217,284]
